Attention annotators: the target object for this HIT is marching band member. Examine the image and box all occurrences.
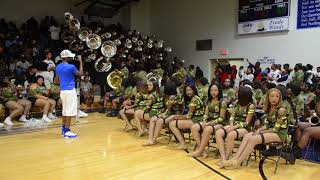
[215,86,255,166]
[223,88,287,168]
[143,80,183,146]
[169,84,205,150]
[188,83,227,157]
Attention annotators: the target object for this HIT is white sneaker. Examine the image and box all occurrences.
[19,115,29,122]
[0,123,4,128]
[48,113,57,120]
[78,110,88,118]
[64,130,78,138]
[42,116,52,123]
[4,117,13,126]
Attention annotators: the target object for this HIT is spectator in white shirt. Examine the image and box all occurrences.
[49,23,60,41]
[243,67,254,82]
[268,64,281,84]
[43,51,55,71]
[306,64,315,84]
[16,57,32,74]
[36,62,54,90]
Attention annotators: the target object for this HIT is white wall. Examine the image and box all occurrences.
[0,0,130,27]
[130,0,151,34]
[142,0,320,79]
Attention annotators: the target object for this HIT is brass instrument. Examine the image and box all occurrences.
[147,72,162,87]
[77,27,92,41]
[165,47,172,52]
[101,32,111,40]
[69,40,84,51]
[172,71,186,82]
[308,113,320,126]
[101,40,117,58]
[114,39,121,46]
[64,12,73,22]
[107,71,124,89]
[94,57,112,72]
[157,40,164,48]
[86,33,102,49]
[69,18,80,30]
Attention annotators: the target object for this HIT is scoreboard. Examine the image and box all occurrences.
[238,0,291,34]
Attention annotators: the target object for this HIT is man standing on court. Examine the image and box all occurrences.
[55,50,83,138]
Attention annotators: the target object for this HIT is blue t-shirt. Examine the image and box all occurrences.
[55,63,78,91]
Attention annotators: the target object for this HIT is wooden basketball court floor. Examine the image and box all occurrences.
[0,113,319,180]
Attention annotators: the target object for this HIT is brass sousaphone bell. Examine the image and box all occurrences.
[147,72,162,87]
[308,113,320,126]
[107,71,124,89]
[86,33,102,49]
[78,27,92,41]
[94,40,117,73]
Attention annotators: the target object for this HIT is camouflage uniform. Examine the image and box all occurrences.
[159,94,183,119]
[222,88,235,103]
[186,95,205,123]
[124,86,137,99]
[301,92,316,104]
[133,92,148,111]
[134,70,147,84]
[206,100,227,125]
[1,87,18,101]
[292,94,304,117]
[231,103,255,130]
[281,100,294,124]
[145,91,164,118]
[253,89,263,104]
[120,67,129,78]
[152,68,164,78]
[263,108,288,141]
[114,86,125,97]
[292,70,304,85]
[187,69,196,79]
[197,84,209,105]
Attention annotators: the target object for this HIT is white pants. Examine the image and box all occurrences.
[60,89,77,116]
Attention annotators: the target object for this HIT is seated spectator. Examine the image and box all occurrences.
[0,78,32,125]
[28,76,56,122]
[80,75,93,108]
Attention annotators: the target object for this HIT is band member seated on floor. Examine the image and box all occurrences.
[169,84,205,150]
[188,83,227,158]
[223,88,288,169]
[143,80,183,146]
[134,80,164,137]
[215,86,255,166]
[295,102,320,158]
[119,82,147,131]
[110,75,136,117]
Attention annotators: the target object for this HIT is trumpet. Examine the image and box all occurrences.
[308,113,320,126]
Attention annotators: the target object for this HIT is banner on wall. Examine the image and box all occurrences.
[238,17,290,34]
[257,57,276,65]
[297,0,320,29]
